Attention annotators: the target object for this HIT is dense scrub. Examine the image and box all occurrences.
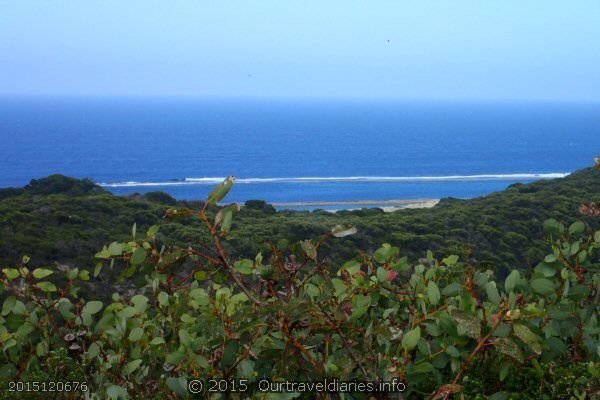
[0,177,598,399]
[1,169,599,282]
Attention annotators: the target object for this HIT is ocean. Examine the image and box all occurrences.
[1,97,599,209]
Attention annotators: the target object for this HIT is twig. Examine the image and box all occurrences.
[317,302,369,378]
[198,207,262,305]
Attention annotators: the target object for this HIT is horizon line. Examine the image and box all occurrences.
[1,93,600,104]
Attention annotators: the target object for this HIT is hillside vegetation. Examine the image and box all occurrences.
[0,172,598,399]
[1,169,599,279]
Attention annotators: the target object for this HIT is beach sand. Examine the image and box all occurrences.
[271,199,440,212]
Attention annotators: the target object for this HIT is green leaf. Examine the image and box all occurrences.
[189,288,210,306]
[166,377,188,397]
[150,337,165,346]
[513,324,542,354]
[489,392,510,400]
[11,300,25,316]
[147,225,159,238]
[65,267,79,280]
[1,296,16,316]
[234,259,253,275]
[568,221,585,235]
[124,359,142,375]
[107,242,124,256]
[492,323,512,338]
[130,247,146,265]
[534,262,557,278]
[2,268,19,280]
[408,361,434,376]
[301,240,317,260]
[179,328,193,348]
[427,281,441,305]
[376,267,388,283]
[402,327,421,351]
[157,291,169,307]
[446,345,460,358]
[373,243,399,264]
[32,268,53,279]
[339,260,361,276]
[546,337,567,355]
[131,295,149,313]
[442,283,463,297]
[450,310,480,339]
[37,281,57,292]
[194,270,208,281]
[2,338,17,353]
[504,270,521,292]
[351,294,371,319]
[495,338,523,362]
[499,363,510,381]
[128,327,144,342]
[166,350,185,364]
[94,247,111,259]
[442,255,459,266]
[543,218,562,235]
[332,279,348,298]
[215,204,240,233]
[221,341,239,368]
[221,209,234,234]
[5,314,25,330]
[86,342,99,360]
[117,306,136,318]
[485,282,501,304]
[78,269,90,281]
[530,278,556,295]
[36,342,48,357]
[94,262,103,277]
[106,385,128,400]
[207,176,236,205]
[82,300,103,315]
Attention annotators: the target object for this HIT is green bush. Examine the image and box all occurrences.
[0,178,598,399]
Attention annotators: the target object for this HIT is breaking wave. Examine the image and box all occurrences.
[99,172,570,188]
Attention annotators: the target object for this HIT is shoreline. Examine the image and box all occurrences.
[271,198,440,211]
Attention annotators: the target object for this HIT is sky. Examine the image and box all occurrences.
[1,1,600,101]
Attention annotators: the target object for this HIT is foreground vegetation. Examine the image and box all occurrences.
[0,169,598,399]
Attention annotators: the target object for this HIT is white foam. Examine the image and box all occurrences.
[99,172,570,188]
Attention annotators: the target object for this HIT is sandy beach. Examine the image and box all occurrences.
[271,198,440,212]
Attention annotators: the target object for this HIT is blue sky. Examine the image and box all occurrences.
[1,1,599,100]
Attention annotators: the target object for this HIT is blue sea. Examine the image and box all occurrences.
[1,97,599,209]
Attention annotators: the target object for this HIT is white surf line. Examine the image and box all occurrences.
[99,172,570,187]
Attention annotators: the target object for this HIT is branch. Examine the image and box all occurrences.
[317,302,369,378]
[198,208,262,306]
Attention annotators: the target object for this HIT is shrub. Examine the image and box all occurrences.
[0,178,598,399]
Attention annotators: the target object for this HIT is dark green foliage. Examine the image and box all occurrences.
[458,361,600,399]
[141,191,177,205]
[1,168,599,279]
[0,175,598,399]
[227,168,600,276]
[0,348,86,399]
[243,199,277,214]
[0,174,106,200]
[25,174,106,196]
